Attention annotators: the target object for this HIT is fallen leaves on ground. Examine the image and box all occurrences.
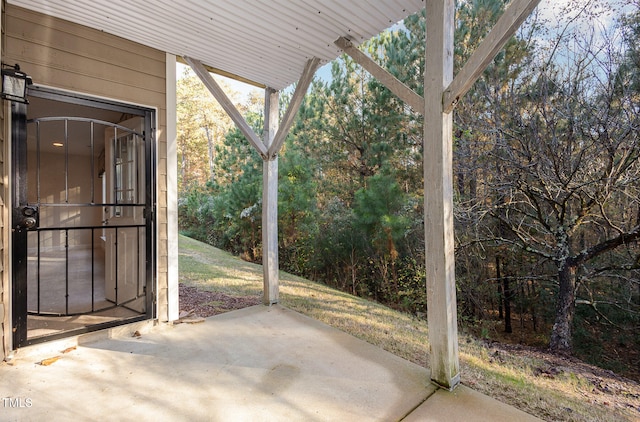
[178,283,261,319]
[39,356,61,366]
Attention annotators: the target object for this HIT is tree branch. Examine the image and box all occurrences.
[576,225,640,265]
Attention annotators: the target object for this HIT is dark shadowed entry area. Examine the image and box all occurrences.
[11,87,156,347]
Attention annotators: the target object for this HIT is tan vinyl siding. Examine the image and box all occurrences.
[5,6,165,95]
[2,2,170,348]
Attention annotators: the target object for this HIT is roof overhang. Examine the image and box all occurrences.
[10,0,425,90]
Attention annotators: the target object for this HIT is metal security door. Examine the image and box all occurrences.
[12,108,153,347]
[11,102,29,347]
[104,118,147,313]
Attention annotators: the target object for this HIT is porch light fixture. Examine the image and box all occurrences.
[1,63,32,104]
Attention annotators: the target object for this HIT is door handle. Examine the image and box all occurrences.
[16,206,39,230]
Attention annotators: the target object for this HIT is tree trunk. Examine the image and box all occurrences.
[180,153,186,187]
[519,282,525,332]
[496,255,504,320]
[529,280,538,332]
[497,276,503,319]
[498,256,512,334]
[549,262,577,353]
[504,280,513,333]
[204,126,215,182]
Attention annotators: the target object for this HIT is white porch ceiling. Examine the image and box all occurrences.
[10,0,425,90]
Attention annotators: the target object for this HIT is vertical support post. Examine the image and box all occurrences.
[262,88,279,305]
[166,53,180,322]
[424,0,460,389]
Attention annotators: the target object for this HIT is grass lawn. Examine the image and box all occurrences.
[179,234,640,422]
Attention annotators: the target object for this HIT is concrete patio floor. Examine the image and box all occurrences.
[1,305,540,421]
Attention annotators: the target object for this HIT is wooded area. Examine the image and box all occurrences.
[178,0,639,378]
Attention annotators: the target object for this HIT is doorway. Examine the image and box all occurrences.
[11,87,155,347]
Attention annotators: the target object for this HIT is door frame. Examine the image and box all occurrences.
[10,86,157,348]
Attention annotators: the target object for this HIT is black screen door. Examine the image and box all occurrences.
[11,90,155,347]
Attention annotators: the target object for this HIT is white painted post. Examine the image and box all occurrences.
[166,53,180,321]
[186,57,318,305]
[262,88,279,304]
[424,0,460,390]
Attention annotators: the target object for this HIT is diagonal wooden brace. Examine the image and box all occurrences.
[335,36,424,115]
[267,57,321,159]
[184,56,268,158]
[443,0,541,112]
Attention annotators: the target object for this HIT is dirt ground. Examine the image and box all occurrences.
[178,283,261,318]
[487,341,640,417]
